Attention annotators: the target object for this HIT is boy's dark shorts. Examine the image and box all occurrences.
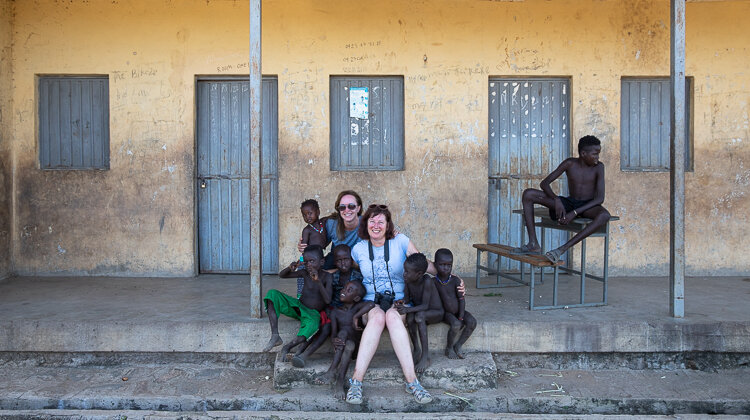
[549,196,590,220]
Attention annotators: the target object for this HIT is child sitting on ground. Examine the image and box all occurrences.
[296,199,329,297]
[263,245,332,356]
[433,248,476,359]
[288,244,363,368]
[314,280,374,400]
[395,253,444,373]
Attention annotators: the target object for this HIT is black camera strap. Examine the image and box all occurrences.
[368,239,395,294]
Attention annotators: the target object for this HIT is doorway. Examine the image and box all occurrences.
[487,78,570,270]
[196,77,279,273]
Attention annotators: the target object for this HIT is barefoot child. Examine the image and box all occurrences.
[395,253,444,373]
[296,199,329,297]
[315,281,374,400]
[263,245,332,356]
[290,244,363,368]
[511,135,611,264]
[434,248,476,359]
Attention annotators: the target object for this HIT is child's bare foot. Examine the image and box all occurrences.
[415,357,431,373]
[445,346,460,359]
[334,385,346,400]
[262,334,282,352]
[453,344,466,359]
[280,343,295,357]
[292,354,306,368]
[313,371,334,385]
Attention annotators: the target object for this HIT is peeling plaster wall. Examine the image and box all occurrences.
[0,0,13,279]
[10,0,207,275]
[265,0,750,276]
[7,0,750,276]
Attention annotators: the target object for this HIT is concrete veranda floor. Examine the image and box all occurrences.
[0,274,749,353]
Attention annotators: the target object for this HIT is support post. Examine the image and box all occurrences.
[669,0,686,318]
[249,0,263,318]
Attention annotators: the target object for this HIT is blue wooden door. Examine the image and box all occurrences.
[488,78,570,270]
[197,78,278,273]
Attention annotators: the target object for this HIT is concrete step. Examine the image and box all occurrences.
[272,351,497,391]
[1,357,749,415]
[3,411,739,420]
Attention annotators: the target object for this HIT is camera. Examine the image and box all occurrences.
[374,290,395,311]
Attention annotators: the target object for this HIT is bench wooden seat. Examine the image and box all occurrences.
[473,244,563,267]
[473,243,563,310]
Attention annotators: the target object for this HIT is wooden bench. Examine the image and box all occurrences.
[512,208,619,309]
[473,243,564,310]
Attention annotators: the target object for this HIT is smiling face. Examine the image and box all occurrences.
[435,254,453,279]
[301,204,320,225]
[334,248,353,273]
[338,194,360,224]
[339,281,364,304]
[367,213,387,242]
[403,261,424,284]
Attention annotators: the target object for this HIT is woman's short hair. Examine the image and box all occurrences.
[358,204,396,241]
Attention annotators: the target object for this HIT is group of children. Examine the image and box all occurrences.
[262,198,475,399]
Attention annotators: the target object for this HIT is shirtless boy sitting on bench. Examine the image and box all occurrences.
[512,135,611,264]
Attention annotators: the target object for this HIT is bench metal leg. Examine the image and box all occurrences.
[529,263,535,310]
[580,237,587,304]
[553,264,559,307]
[603,221,610,304]
[496,248,501,285]
[540,225,546,284]
[475,248,481,289]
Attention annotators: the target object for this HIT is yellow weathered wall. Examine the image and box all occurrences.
[8,0,750,276]
[0,0,13,279]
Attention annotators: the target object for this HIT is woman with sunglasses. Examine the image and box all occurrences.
[345,204,434,405]
[298,190,364,269]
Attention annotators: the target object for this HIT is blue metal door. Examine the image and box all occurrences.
[488,78,570,270]
[197,78,278,273]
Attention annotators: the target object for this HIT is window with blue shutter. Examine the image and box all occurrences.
[38,76,110,170]
[620,77,692,171]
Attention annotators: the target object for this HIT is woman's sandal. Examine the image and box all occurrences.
[345,378,363,404]
[405,379,433,404]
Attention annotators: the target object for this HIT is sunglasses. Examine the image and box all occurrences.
[368,204,389,210]
[338,203,359,211]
